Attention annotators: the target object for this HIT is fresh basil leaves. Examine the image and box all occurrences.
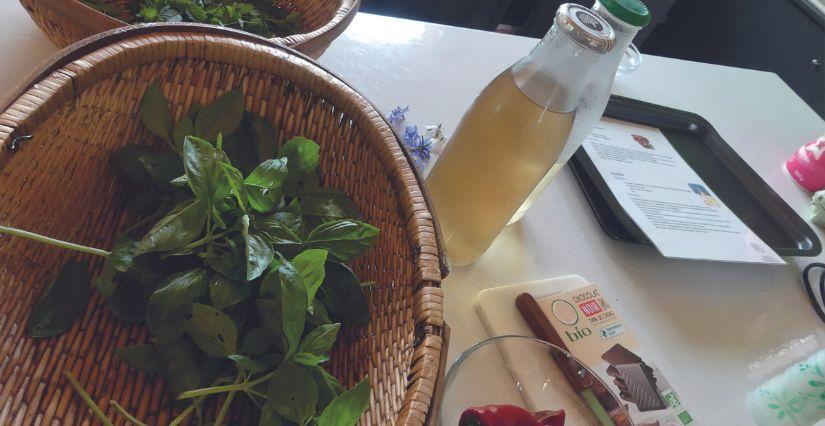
[82,0,305,39]
[20,83,378,425]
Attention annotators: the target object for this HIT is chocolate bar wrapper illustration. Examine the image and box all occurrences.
[536,284,696,425]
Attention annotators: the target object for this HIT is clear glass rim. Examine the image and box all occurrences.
[618,43,642,73]
[440,334,632,425]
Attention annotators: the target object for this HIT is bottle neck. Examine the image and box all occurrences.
[592,2,642,55]
[511,25,603,113]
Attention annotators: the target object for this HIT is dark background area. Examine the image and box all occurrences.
[360,0,825,118]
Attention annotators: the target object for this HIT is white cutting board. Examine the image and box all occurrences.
[473,275,602,425]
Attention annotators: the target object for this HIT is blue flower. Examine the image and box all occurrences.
[388,106,410,125]
[404,125,420,146]
[403,125,432,162]
[411,138,432,160]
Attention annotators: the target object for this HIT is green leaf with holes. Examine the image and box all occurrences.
[267,361,318,424]
[185,303,238,358]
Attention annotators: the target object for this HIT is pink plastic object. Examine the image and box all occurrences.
[786,134,825,193]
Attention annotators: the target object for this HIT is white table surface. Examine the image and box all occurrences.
[2,5,824,424]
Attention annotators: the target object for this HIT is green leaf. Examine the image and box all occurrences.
[219,161,248,211]
[26,261,91,338]
[106,274,153,323]
[267,361,318,424]
[300,188,363,222]
[186,5,208,22]
[185,303,238,357]
[117,344,164,374]
[140,83,173,142]
[240,327,272,354]
[293,249,328,304]
[810,380,825,387]
[255,298,285,352]
[128,252,190,287]
[225,299,250,332]
[253,116,279,160]
[317,377,371,426]
[136,199,206,254]
[208,237,245,281]
[193,89,245,141]
[307,220,379,262]
[274,198,303,234]
[245,158,288,188]
[147,269,208,342]
[319,262,370,325]
[292,352,329,366]
[279,259,308,353]
[183,136,231,205]
[170,174,188,187]
[160,339,203,395]
[138,6,158,21]
[139,151,184,187]
[247,186,283,214]
[246,230,275,282]
[187,102,203,120]
[156,5,182,22]
[221,112,261,175]
[96,241,138,296]
[279,137,319,179]
[173,116,194,151]
[113,145,154,183]
[299,323,340,356]
[260,402,284,426]
[312,366,344,409]
[229,354,269,373]
[307,298,332,327]
[209,275,250,310]
[255,217,303,250]
[259,265,283,299]
[284,12,303,31]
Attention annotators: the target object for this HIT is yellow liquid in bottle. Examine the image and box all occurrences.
[426,69,574,265]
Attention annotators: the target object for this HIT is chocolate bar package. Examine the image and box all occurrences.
[536,284,696,425]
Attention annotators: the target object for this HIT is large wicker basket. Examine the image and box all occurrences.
[18,0,359,57]
[0,24,447,425]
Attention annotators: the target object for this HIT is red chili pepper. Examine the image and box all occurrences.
[458,405,566,426]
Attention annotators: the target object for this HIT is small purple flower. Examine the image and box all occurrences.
[403,125,432,162]
[411,138,432,160]
[404,125,420,146]
[388,106,410,125]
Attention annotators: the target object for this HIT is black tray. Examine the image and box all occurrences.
[569,96,821,257]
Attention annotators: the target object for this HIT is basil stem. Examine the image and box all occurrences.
[63,370,114,426]
[109,400,148,426]
[214,373,243,426]
[0,225,110,257]
[178,370,275,400]
[168,405,194,426]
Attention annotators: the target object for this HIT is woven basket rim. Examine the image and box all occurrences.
[0,22,449,425]
[63,0,361,47]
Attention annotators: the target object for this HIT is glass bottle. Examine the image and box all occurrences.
[509,0,651,224]
[426,4,615,265]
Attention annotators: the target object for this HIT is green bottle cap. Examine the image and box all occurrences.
[599,0,651,27]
